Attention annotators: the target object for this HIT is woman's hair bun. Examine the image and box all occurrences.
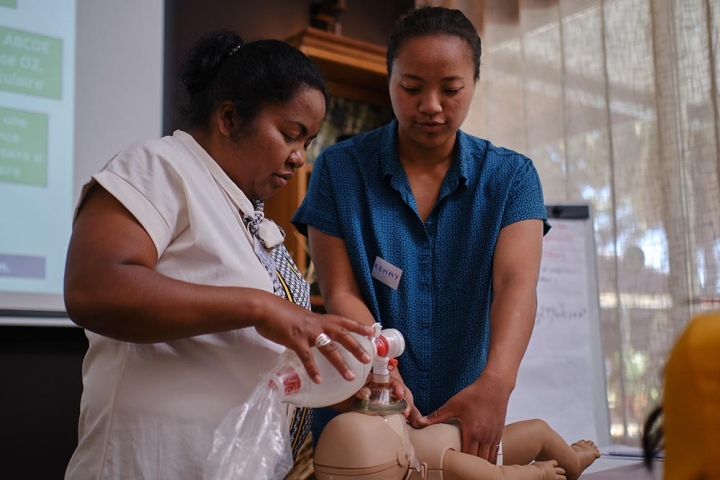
[180,30,244,96]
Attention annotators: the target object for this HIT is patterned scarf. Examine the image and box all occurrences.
[242,200,286,298]
[243,199,312,459]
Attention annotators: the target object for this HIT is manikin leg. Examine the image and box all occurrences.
[501,420,600,480]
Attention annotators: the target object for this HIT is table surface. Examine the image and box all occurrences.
[581,456,662,479]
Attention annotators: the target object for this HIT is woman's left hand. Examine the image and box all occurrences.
[389,369,423,427]
[330,368,422,425]
[418,372,512,462]
[355,369,423,426]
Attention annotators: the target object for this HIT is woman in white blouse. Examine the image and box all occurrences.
[63,30,374,480]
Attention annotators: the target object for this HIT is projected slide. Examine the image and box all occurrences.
[0,1,75,299]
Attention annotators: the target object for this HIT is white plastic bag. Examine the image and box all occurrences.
[205,330,385,479]
[204,378,293,480]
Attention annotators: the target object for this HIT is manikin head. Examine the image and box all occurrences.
[313,412,412,480]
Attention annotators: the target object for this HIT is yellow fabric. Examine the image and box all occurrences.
[663,312,720,480]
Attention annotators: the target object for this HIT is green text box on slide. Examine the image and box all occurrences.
[0,106,48,186]
[0,26,63,99]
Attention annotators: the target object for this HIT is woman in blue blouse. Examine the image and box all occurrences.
[293,6,550,464]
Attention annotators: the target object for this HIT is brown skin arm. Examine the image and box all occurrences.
[64,185,373,383]
[420,219,544,460]
[308,226,420,422]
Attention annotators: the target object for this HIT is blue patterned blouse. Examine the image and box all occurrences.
[292,120,550,435]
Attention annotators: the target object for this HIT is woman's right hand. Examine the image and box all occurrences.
[254,298,374,384]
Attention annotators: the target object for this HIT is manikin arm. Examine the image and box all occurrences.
[442,451,562,480]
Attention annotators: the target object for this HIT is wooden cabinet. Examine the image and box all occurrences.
[287,27,390,106]
[265,28,390,287]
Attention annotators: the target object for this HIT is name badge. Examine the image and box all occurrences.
[372,256,403,290]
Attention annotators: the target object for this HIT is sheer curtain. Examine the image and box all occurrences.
[422,0,720,445]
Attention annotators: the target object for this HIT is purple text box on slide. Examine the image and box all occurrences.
[0,254,45,278]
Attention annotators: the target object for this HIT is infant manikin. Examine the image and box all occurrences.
[313,411,600,480]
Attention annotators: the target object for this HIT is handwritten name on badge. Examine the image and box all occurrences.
[372,256,402,290]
